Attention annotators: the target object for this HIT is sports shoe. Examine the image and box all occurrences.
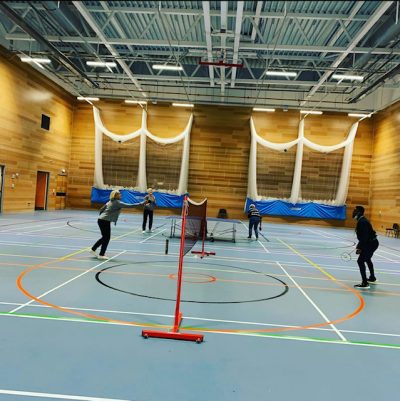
[247,236,251,239]
[354,283,370,289]
[142,230,146,233]
[148,229,153,233]
[89,249,97,257]
[367,277,377,284]
[97,255,108,260]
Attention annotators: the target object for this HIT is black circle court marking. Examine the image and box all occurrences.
[95,261,289,304]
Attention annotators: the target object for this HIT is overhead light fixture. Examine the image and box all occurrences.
[332,74,364,82]
[125,100,147,105]
[253,108,275,112]
[152,64,183,71]
[20,56,51,64]
[348,113,371,118]
[265,71,297,77]
[77,96,99,101]
[86,61,117,68]
[172,103,194,108]
[300,110,323,115]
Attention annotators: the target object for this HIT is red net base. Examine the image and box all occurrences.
[142,329,204,343]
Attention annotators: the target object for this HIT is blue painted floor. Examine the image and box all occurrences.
[0,210,399,401]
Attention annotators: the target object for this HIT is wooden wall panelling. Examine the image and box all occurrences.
[370,102,400,232]
[0,52,73,212]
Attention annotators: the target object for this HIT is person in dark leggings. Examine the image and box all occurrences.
[247,204,262,239]
[352,205,379,289]
[142,188,156,233]
[91,190,139,260]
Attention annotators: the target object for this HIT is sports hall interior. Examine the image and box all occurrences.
[1,2,400,401]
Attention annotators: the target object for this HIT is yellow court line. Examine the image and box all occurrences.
[278,238,338,281]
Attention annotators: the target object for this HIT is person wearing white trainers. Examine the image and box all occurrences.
[142,188,156,233]
[91,190,140,259]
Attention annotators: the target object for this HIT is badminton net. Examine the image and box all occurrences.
[182,197,207,255]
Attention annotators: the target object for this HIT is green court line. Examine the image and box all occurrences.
[2,311,400,349]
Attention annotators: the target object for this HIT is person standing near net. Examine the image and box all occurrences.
[90,190,139,260]
[247,204,262,239]
[352,205,379,289]
[142,188,156,233]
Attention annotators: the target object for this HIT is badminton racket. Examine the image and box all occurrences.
[341,249,355,262]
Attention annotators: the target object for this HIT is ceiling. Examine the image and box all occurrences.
[1,1,400,113]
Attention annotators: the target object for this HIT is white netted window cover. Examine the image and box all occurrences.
[93,107,193,195]
[248,117,359,206]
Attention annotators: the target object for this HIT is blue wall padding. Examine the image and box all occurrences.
[91,187,186,208]
[245,198,346,220]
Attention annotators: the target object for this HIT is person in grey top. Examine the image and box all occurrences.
[91,190,139,260]
[142,188,156,233]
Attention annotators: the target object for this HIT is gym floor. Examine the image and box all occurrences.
[0,210,399,401]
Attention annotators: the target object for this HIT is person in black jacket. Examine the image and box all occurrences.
[352,205,379,289]
[247,204,262,239]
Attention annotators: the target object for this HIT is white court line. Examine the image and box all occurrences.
[9,251,126,314]
[4,301,400,339]
[0,389,134,400]
[5,300,400,338]
[4,304,400,348]
[0,220,66,233]
[139,228,167,243]
[275,261,347,341]
[305,228,335,239]
[17,224,68,234]
[239,221,269,252]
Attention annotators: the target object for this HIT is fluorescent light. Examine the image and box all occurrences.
[125,100,147,105]
[77,96,99,101]
[152,64,183,71]
[332,74,364,81]
[172,103,194,108]
[300,110,323,115]
[86,61,117,68]
[265,71,297,77]
[253,108,275,112]
[348,113,371,118]
[20,57,51,64]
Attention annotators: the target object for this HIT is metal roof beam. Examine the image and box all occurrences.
[303,1,393,103]
[231,2,244,88]
[202,1,215,87]
[5,3,372,21]
[72,1,146,98]
[251,1,263,41]
[0,2,98,88]
[60,72,356,88]
[220,1,228,94]
[7,33,400,55]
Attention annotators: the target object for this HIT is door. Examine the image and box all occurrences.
[55,173,67,210]
[0,165,4,213]
[35,171,49,210]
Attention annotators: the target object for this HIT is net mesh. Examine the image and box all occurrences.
[182,198,207,256]
[102,135,140,188]
[300,147,344,202]
[146,137,183,191]
[256,145,296,199]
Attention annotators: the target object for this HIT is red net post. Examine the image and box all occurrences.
[142,196,204,342]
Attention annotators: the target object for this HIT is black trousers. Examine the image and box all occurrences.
[357,239,379,283]
[142,209,154,231]
[249,217,261,238]
[92,219,111,256]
